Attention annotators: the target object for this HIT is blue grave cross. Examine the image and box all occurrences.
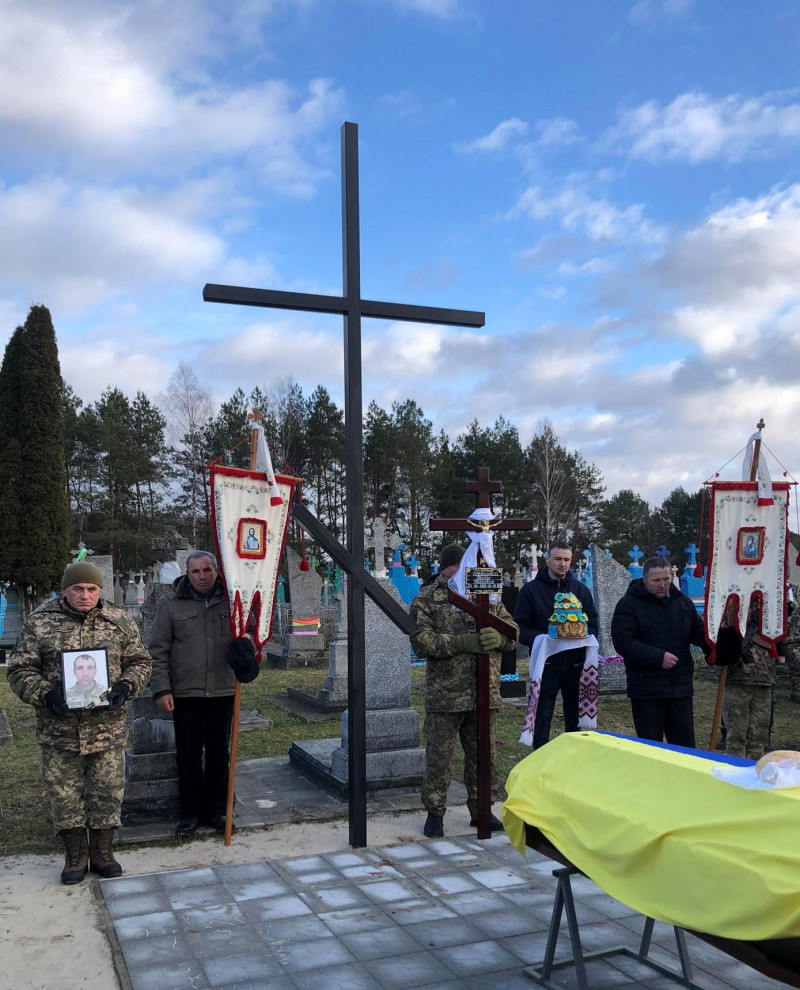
[655,545,670,558]
[628,545,644,565]
[684,543,700,565]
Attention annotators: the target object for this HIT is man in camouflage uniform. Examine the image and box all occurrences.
[7,561,151,884]
[782,604,800,703]
[723,602,784,759]
[410,544,518,838]
[65,653,107,708]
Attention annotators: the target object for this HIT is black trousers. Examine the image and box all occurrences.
[172,696,234,819]
[630,695,695,748]
[533,660,584,750]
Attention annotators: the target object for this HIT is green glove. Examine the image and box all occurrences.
[479,627,504,652]
[454,633,482,654]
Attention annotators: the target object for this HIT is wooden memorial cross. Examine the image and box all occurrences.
[429,467,533,839]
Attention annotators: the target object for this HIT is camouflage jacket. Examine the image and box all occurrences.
[782,608,800,657]
[726,628,776,687]
[7,596,152,754]
[410,573,518,712]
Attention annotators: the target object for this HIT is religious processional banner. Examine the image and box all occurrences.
[704,481,790,645]
[502,732,800,940]
[209,464,296,651]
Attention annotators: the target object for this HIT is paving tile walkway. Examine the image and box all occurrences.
[100,833,787,990]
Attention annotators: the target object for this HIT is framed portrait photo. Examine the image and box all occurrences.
[736,526,765,566]
[236,517,267,560]
[61,648,110,709]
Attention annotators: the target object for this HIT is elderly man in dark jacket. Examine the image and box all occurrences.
[149,550,255,837]
[513,542,598,748]
[611,556,710,747]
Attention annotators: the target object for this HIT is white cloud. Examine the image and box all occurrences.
[456,118,529,153]
[0,178,226,315]
[379,0,462,16]
[534,117,582,147]
[509,180,665,244]
[646,184,800,352]
[629,0,694,25]
[610,91,800,164]
[59,329,174,403]
[0,4,343,194]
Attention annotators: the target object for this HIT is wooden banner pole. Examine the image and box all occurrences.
[223,423,259,845]
[708,421,764,752]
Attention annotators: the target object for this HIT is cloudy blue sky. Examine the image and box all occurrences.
[2,0,799,501]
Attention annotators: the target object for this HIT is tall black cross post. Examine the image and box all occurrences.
[204,122,485,847]
[429,467,533,839]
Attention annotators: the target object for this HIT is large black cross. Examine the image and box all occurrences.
[204,122,485,847]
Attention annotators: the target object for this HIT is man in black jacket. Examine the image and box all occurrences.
[514,543,598,748]
[611,556,710,747]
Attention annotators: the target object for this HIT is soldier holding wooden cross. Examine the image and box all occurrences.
[411,543,518,838]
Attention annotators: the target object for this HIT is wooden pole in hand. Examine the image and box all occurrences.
[708,419,765,752]
[223,421,259,845]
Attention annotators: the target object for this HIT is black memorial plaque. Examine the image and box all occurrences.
[465,567,503,596]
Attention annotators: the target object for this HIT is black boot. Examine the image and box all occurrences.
[423,813,444,838]
[89,828,123,878]
[59,828,88,884]
[469,812,504,832]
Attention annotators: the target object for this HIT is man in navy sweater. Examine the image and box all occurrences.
[513,542,598,748]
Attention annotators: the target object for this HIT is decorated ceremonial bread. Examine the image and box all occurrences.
[548,592,588,639]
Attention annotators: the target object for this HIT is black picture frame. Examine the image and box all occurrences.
[61,648,110,709]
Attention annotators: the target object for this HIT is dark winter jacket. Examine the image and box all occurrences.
[148,576,237,699]
[611,579,710,699]
[513,567,598,666]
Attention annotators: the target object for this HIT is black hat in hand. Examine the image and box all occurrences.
[714,625,742,666]
[226,637,260,683]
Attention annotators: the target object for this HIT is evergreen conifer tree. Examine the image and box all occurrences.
[0,305,70,603]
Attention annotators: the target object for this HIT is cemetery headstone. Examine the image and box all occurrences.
[88,555,114,602]
[590,543,631,693]
[365,518,401,578]
[285,547,326,666]
[122,579,180,825]
[680,542,706,604]
[290,578,424,792]
[287,577,349,714]
[627,544,644,579]
[0,585,23,654]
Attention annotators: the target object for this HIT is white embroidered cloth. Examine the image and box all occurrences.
[519,633,599,745]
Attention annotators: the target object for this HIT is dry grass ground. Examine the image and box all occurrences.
[2,657,799,856]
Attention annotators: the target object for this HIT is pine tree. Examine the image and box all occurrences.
[0,327,24,583]
[0,306,70,604]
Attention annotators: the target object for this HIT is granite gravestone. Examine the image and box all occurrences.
[287,577,349,712]
[590,543,630,693]
[285,547,326,665]
[90,555,114,603]
[290,578,424,793]
[122,579,180,825]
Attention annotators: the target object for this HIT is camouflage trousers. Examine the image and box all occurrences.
[723,685,772,761]
[40,745,125,831]
[785,650,800,697]
[422,711,502,818]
